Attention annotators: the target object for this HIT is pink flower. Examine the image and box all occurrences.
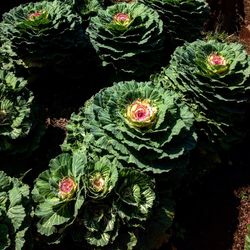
[27,11,43,21]
[207,53,229,74]
[208,53,227,66]
[125,99,157,128]
[90,173,105,192]
[58,177,77,200]
[113,13,131,27]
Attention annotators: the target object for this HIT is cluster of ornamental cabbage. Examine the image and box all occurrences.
[41,80,195,248]
[0,0,250,249]
[32,151,174,249]
[0,0,210,75]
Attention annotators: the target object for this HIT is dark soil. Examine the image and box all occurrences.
[232,186,250,250]
[240,0,250,53]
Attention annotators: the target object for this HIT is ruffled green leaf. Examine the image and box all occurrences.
[245,225,250,250]
[82,202,119,247]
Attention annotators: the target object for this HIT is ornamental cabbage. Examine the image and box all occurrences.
[139,0,210,45]
[62,80,197,173]
[0,0,86,67]
[156,39,250,148]
[86,2,165,76]
[81,202,119,247]
[0,171,31,250]
[85,156,118,200]
[32,152,87,237]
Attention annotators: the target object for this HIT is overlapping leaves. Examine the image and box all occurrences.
[0,171,31,250]
[140,0,210,45]
[63,80,197,173]
[32,150,164,249]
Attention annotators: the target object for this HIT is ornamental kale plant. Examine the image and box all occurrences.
[62,80,197,173]
[0,171,31,250]
[0,0,86,67]
[139,0,210,45]
[0,69,37,153]
[32,152,87,237]
[155,39,250,148]
[86,2,165,76]
[33,150,174,249]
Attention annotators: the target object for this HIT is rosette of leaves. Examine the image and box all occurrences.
[0,0,86,67]
[115,168,155,224]
[32,152,87,237]
[0,70,36,153]
[139,0,210,45]
[86,2,165,76]
[63,80,197,174]
[157,39,250,148]
[85,156,119,200]
[0,171,31,250]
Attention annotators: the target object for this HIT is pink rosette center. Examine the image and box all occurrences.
[91,174,105,192]
[208,53,227,66]
[58,177,77,199]
[28,11,42,21]
[126,99,157,128]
